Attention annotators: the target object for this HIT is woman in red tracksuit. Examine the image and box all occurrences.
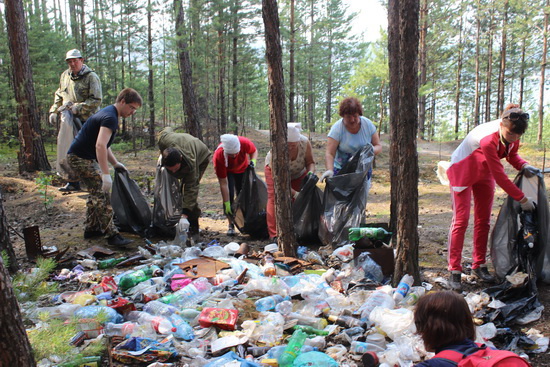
[446,104,538,291]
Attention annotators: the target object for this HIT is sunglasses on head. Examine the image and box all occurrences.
[507,112,529,121]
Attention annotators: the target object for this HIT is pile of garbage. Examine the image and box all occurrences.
[21,236,549,367]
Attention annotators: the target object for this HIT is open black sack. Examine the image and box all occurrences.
[319,144,374,247]
[293,174,323,244]
[491,169,550,283]
[111,168,152,237]
[152,157,183,237]
[233,165,268,239]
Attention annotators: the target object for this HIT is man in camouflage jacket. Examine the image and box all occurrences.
[50,49,102,192]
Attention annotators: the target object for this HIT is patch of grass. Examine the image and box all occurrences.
[12,257,58,302]
[35,172,55,213]
[1,250,9,268]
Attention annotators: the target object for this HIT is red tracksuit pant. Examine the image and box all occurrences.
[448,176,495,272]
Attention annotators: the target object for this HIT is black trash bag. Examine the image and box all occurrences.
[111,168,152,237]
[480,281,540,326]
[152,157,182,237]
[233,165,268,239]
[491,169,550,283]
[319,144,374,247]
[292,174,323,244]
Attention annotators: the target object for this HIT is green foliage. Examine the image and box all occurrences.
[29,317,107,362]
[35,172,55,213]
[1,250,9,268]
[12,257,58,302]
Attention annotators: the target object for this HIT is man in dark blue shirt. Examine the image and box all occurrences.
[68,88,142,246]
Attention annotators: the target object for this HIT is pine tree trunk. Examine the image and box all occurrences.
[473,0,481,128]
[519,37,526,107]
[147,0,156,147]
[307,0,315,132]
[231,0,239,132]
[497,0,509,116]
[79,0,86,54]
[484,12,494,121]
[418,0,427,140]
[174,0,203,140]
[218,7,227,133]
[454,16,463,140]
[0,189,19,274]
[538,1,548,144]
[68,0,80,46]
[0,218,35,366]
[5,0,51,173]
[325,37,333,127]
[388,0,420,286]
[262,0,295,256]
[289,0,295,122]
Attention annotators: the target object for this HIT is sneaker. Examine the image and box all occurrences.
[449,271,463,291]
[84,230,104,239]
[472,266,496,282]
[227,224,236,236]
[107,234,133,246]
[189,225,200,241]
[59,182,81,192]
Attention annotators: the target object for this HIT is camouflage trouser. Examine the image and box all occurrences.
[67,154,118,238]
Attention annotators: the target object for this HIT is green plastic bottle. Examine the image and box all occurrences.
[348,227,392,241]
[278,329,308,367]
[97,257,128,269]
[118,265,159,292]
[292,324,329,336]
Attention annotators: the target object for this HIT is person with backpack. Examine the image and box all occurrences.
[446,104,539,291]
[414,291,531,367]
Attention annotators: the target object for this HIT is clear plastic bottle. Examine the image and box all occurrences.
[359,290,395,323]
[401,286,425,306]
[126,311,175,334]
[158,277,212,308]
[350,341,384,354]
[169,313,195,340]
[263,254,276,277]
[327,314,365,328]
[287,312,327,330]
[255,295,287,312]
[103,322,136,337]
[275,300,293,316]
[392,274,414,303]
[278,329,308,367]
[143,300,179,317]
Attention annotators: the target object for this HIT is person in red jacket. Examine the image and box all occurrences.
[446,103,539,291]
[213,134,258,236]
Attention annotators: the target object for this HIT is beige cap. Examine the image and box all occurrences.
[65,49,83,60]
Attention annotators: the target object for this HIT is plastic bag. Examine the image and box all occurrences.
[233,165,268,239]
[319,144,374,247]
[152,155,183,236]
[112,168,152,236]
[56,110,81,181]
[491,170,550,283]
[293,174,323,244]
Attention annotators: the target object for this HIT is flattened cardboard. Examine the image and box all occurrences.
[175,256,231,278]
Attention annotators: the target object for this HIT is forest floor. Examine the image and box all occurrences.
[1,128,550,365]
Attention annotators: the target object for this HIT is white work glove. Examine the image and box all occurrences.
[520,197,535,212]
[292,190,299,200]
[49,113,58,125]
[70,103,78,115]
[58,101,73,112]
[101,174,112,193]
[522,164,541,178]
[320,170,334,182]
[114,162,127,172]
[178,217,190,232]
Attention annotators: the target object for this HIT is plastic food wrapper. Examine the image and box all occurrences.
[112,337,177,364]
[112,168,152,236]
[204,351,262,367]
[369,307,415,340]
[199,308,239,331]
[319,144,374,247]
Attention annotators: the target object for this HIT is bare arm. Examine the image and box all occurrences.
[325,137,339,170]
[218,177,230,203]
[371,132,382,155]
[96,126,114,175]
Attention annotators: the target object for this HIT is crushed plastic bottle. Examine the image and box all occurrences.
[169,313,195,340]
[126,311,175,334]
[392,274,414,303]
[255,295,287,312]
[118,265,162,292]
[143,300,179,316]
[103,322,136,337]
[158,277,213,308]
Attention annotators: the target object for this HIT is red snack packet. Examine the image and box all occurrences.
[198,308,239,331]
[107,297,136,314]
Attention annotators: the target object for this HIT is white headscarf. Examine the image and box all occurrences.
[288,124,301,143]
[220,134,241,167]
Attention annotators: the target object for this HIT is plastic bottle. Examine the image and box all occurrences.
[97,257,128,269]
[143,300,179,316]
[263,254,276,276]
[328,314,365,328]
[278,329,308,367]
[275,300,293,316]
[126,311,175,334]
[169,313,195,340]
[392,274,414,303]
[255,295,287,312]
[78,259,98,269]
[358,290,395,323]
[348,227,392,241]
[103,322,136,337]
[350,341,384,354]
[118,265,161,292]
[287,312,327,330]
[401,286,425,306]
[158,277,212,308]
[292,325,329,336]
